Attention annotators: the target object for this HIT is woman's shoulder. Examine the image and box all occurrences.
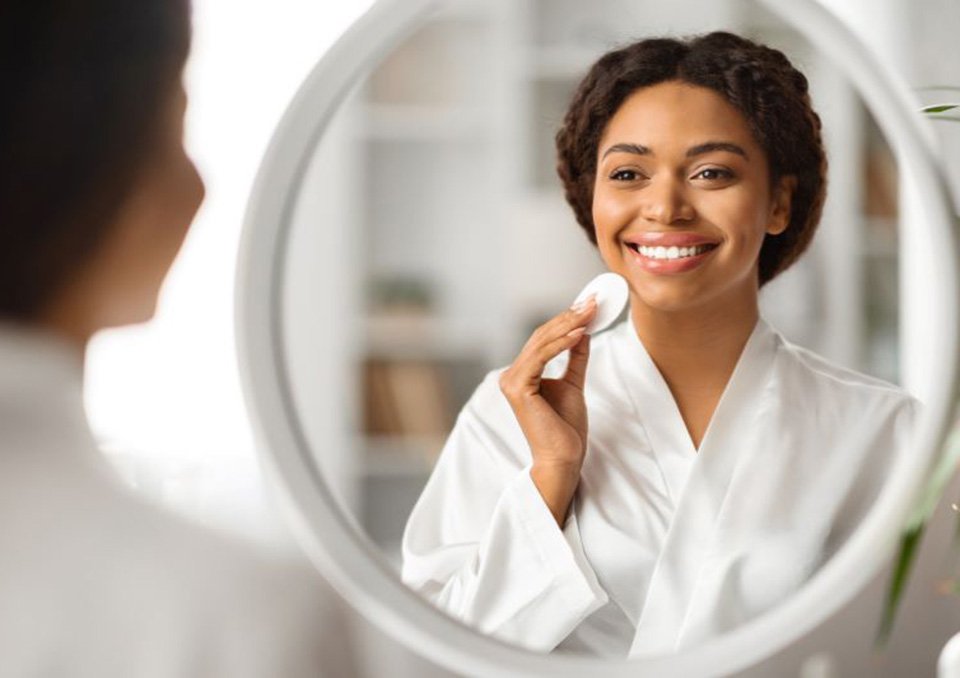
[770,326,918,411]
[0,452,353,674]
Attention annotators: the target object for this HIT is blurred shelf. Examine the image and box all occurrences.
[363,435,441,476]
[427,0,494,23]
[861,217,899,258]
[364,314,491,361]
[356,104,490,141]
[861,244,899,259]
[523,47,597,80]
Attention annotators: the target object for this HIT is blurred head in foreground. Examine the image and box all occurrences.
[0,0,204,345]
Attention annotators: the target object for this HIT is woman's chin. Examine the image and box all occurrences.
[635,296,702,315]
[623,276,710,313]
[100,298,160,330]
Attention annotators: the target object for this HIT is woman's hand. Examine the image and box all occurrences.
[498,296,597,526]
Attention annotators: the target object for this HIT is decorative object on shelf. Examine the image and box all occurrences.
[362,357,452,439]
[368,274,435,313]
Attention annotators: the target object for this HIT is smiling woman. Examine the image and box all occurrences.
[400,30,917,658]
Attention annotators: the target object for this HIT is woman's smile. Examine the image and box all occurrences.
[626,239,720,274]
[622,231,722,275]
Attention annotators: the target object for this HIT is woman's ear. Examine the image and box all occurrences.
[766,175,798,236]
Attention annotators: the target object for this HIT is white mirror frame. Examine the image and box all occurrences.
[235,0,960,674]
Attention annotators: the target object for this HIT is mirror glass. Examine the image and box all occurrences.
[277,0,909,657]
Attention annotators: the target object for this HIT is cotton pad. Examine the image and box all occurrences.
[572,272,629,335]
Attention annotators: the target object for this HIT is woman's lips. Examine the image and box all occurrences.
[625,240,719,274]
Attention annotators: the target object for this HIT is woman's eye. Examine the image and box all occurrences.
[610,169,642,181]
[693,167,733,181]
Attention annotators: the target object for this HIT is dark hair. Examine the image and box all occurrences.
[0,1,191,319]
[556,31,827,287]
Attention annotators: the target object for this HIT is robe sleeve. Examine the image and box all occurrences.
[401,371,609,652]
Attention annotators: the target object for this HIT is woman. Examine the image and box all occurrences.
[402,32,917,657]
[0,2,355,675]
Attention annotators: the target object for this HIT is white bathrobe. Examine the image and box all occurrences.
[402,316,917,657]
[0,323,356,678]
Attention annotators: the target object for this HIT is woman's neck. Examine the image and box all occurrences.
[631,289,759,447]
[34,295,94,360]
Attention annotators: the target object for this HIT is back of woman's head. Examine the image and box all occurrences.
[0,0,190,320]
[556,31,828,287]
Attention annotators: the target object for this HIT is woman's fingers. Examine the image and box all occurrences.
[526,327,588,373]
[519,299,596,370]
[562,333,591,390]
[529,295,597,346]
[498,299,596,524]
[501,328,587,402]
[500,296,597,403]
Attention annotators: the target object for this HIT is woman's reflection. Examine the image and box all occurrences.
[400,32,917,657]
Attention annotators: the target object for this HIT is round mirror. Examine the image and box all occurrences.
[236,0,960,674]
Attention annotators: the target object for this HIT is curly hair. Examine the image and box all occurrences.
[555,31,827,287]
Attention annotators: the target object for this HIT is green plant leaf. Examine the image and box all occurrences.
[906,427,960,532]
[878,415,960,645]
[877,526,925,645]
[922,103,959,113]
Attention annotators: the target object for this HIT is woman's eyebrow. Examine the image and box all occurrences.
[686,141,748,159]
[601,141,749,160]
[601,142,649,159]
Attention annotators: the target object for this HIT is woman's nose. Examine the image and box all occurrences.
[639,176,695,225]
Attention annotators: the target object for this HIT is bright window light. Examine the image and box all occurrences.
[83,0,375,542]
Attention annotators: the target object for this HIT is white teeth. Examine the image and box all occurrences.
[636,244,713,260]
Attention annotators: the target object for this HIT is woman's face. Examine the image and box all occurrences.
[87,81,205,329]
[592,80,794,315]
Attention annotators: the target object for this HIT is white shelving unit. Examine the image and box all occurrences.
[292,0,901,557]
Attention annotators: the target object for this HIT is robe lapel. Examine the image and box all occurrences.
[612,319,697,504]
[621,318,778,656]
